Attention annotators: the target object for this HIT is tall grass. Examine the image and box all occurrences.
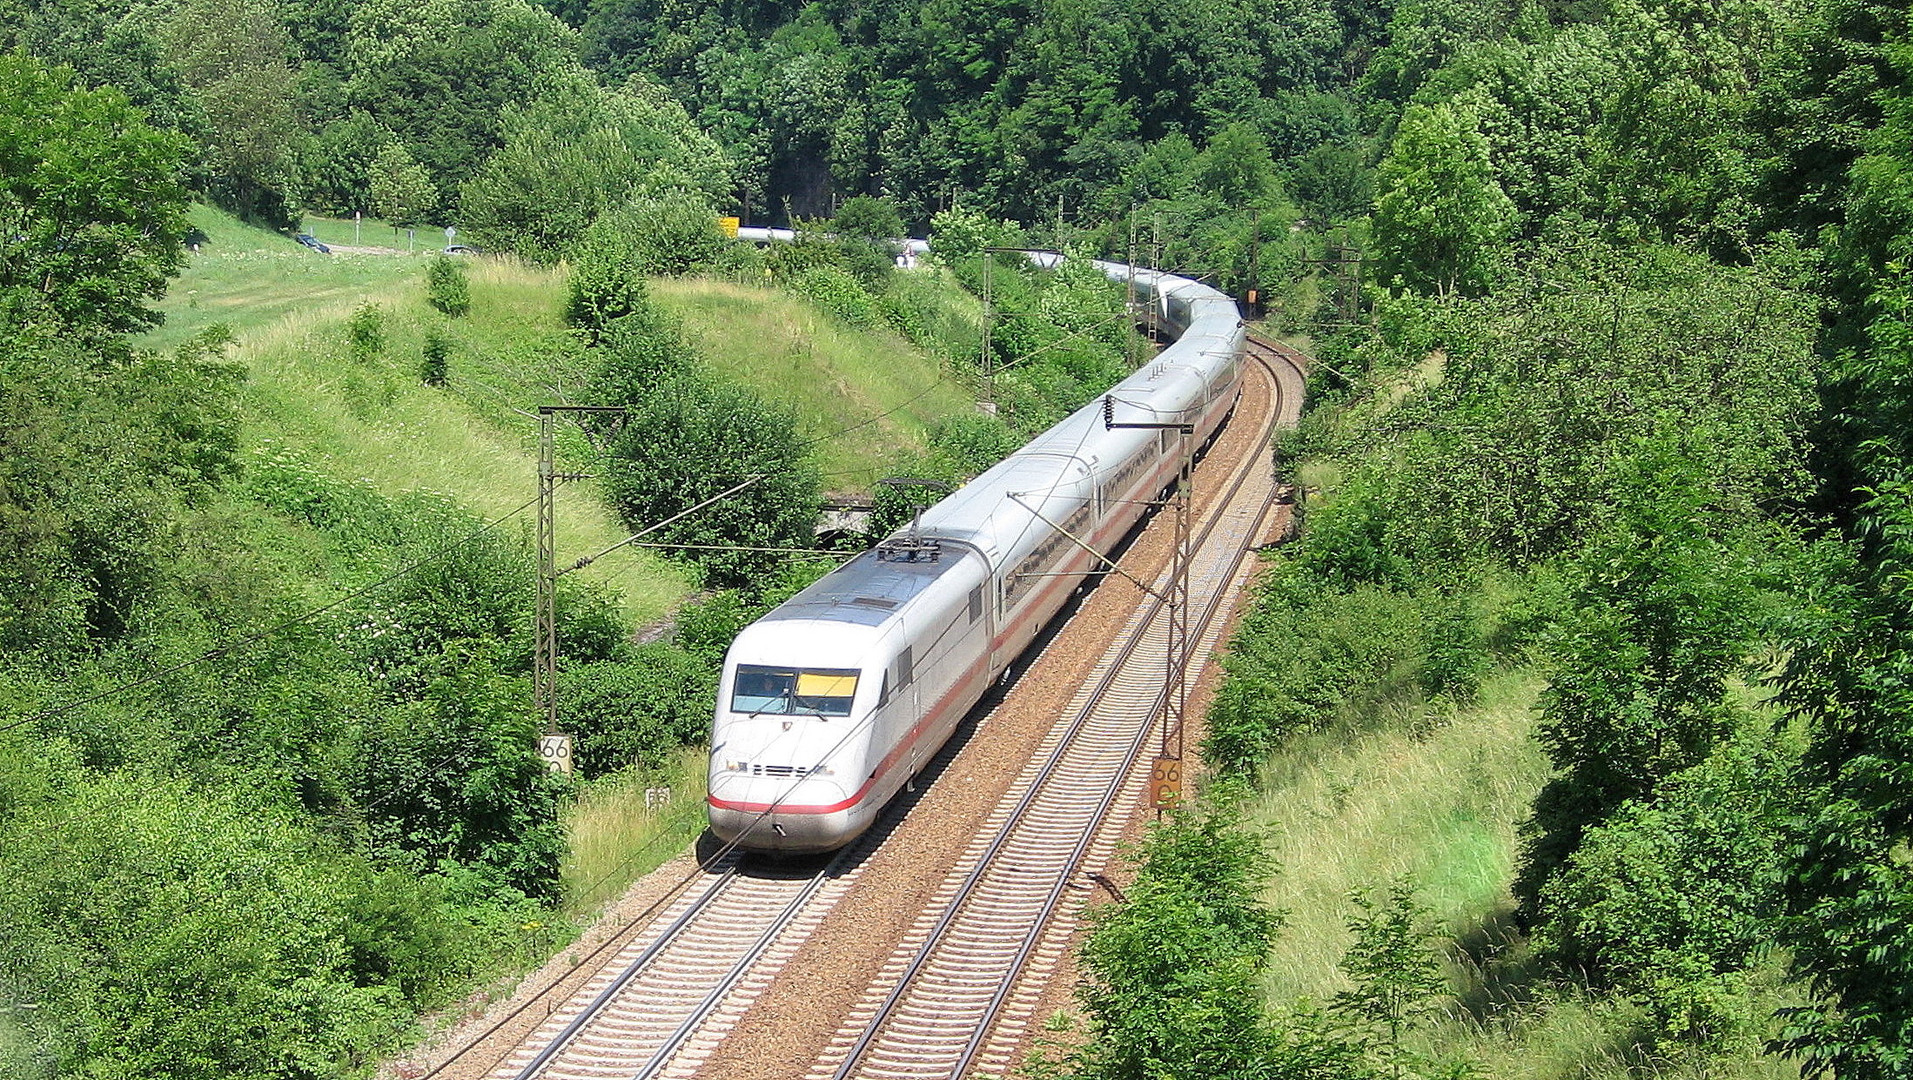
[1245,667,1804,1078]
[1250,669,1549,1003]
[560,749,711,916]
[145,207,985,622]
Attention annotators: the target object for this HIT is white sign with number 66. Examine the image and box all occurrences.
[538,734,573,774]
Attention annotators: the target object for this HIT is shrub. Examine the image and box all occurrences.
[831,195,904,284]
[558,645,716,777]
[1532,735,1792,1058]
[1071,804,1289,1079]
[0,774,428,1078]
[792,264,879,328]
[602,193,731,277]
[565,230,646,347]
[597,371,820,587]
[347,301,384,361]
[426,255,469,317]
[420,329,450,386]
[346,652,565,898]
[1203,571,1492,777]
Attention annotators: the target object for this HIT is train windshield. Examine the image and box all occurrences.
[731,665,860,717]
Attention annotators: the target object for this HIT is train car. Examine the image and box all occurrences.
[708,260,1245,853]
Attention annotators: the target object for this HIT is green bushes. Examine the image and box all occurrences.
[1,774,433,1078]
[426,255,469,317]
[1064,804,1466,1080]
[347,301,384,360]
[565,230,650,347]
[570,233,822,587]
[792,263,881,328]
[558,645,716,776]
[1534,736,1792,1054]
[1069,806,1292,1080]
[597,371,820,586]
[1205,570,1491,778]
[600,194,734,277]
[420,329,450,385]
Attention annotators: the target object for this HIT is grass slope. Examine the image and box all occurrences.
[1250,669,1550,1004]
[150,206,690,622]
[653,277,977,492]
[147,208,978,624]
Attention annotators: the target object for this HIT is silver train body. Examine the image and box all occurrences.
[707,260,1246,853]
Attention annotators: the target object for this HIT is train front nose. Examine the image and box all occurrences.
[709,663,869,853]
[707,762,858,853]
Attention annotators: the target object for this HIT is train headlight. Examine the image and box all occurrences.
[811,765,835,776]
[723,760,748,773]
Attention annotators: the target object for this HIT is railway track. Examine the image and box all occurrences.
[477,337,1304,1080]
[807,340,1301,1080]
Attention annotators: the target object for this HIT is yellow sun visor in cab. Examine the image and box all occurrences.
[797,672,858,698]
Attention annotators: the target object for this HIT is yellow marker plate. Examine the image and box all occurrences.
[798,672,857,698]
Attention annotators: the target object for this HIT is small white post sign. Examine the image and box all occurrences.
[538,733,573,774]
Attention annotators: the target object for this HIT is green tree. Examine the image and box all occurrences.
[565,223,655,347]
[601,192,733,277]
[832,194,906,283]
[296,110,390,216]
[347,301,384,361]
[1071,805,1295,1080]
[558,645,715,776]
[0,50,192,336]
[458,75,733,262]
[1332,880,1452,1080]
[420,328,450,385]
[1371,101,1514,296]
[1537,736,1790,1054]
[1776,267,1913,1078]
[0,773,425,1078]
[367,141,438,226]
[155,0,303,226]
[347,653,566,896]
[427,254,470,317]
[1514,440,1758,912]
[0,324,241,653]
[597,371,820,586]
[346,0,585,204]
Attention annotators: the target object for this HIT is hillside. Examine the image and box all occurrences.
[146,206,979,620]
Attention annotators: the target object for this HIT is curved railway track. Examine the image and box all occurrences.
[810,338,1303,1080]
[469,335,1305,1080]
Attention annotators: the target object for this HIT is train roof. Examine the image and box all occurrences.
[757,545,983,628]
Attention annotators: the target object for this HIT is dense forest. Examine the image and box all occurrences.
[5,0,1913,1074]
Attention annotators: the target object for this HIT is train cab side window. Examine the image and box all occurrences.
[968,586,983,622]
[878,671,889,707]
[897,646,914,687]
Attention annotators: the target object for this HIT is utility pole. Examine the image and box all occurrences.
[980,251,995,414]
[535,404,626,765]
[1101,394,1194,813]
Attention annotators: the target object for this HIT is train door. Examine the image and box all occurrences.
[896,640,924,778]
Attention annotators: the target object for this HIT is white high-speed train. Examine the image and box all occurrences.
[707,259,1246,853]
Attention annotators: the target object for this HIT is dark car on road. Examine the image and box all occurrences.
[295,232,331,254]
